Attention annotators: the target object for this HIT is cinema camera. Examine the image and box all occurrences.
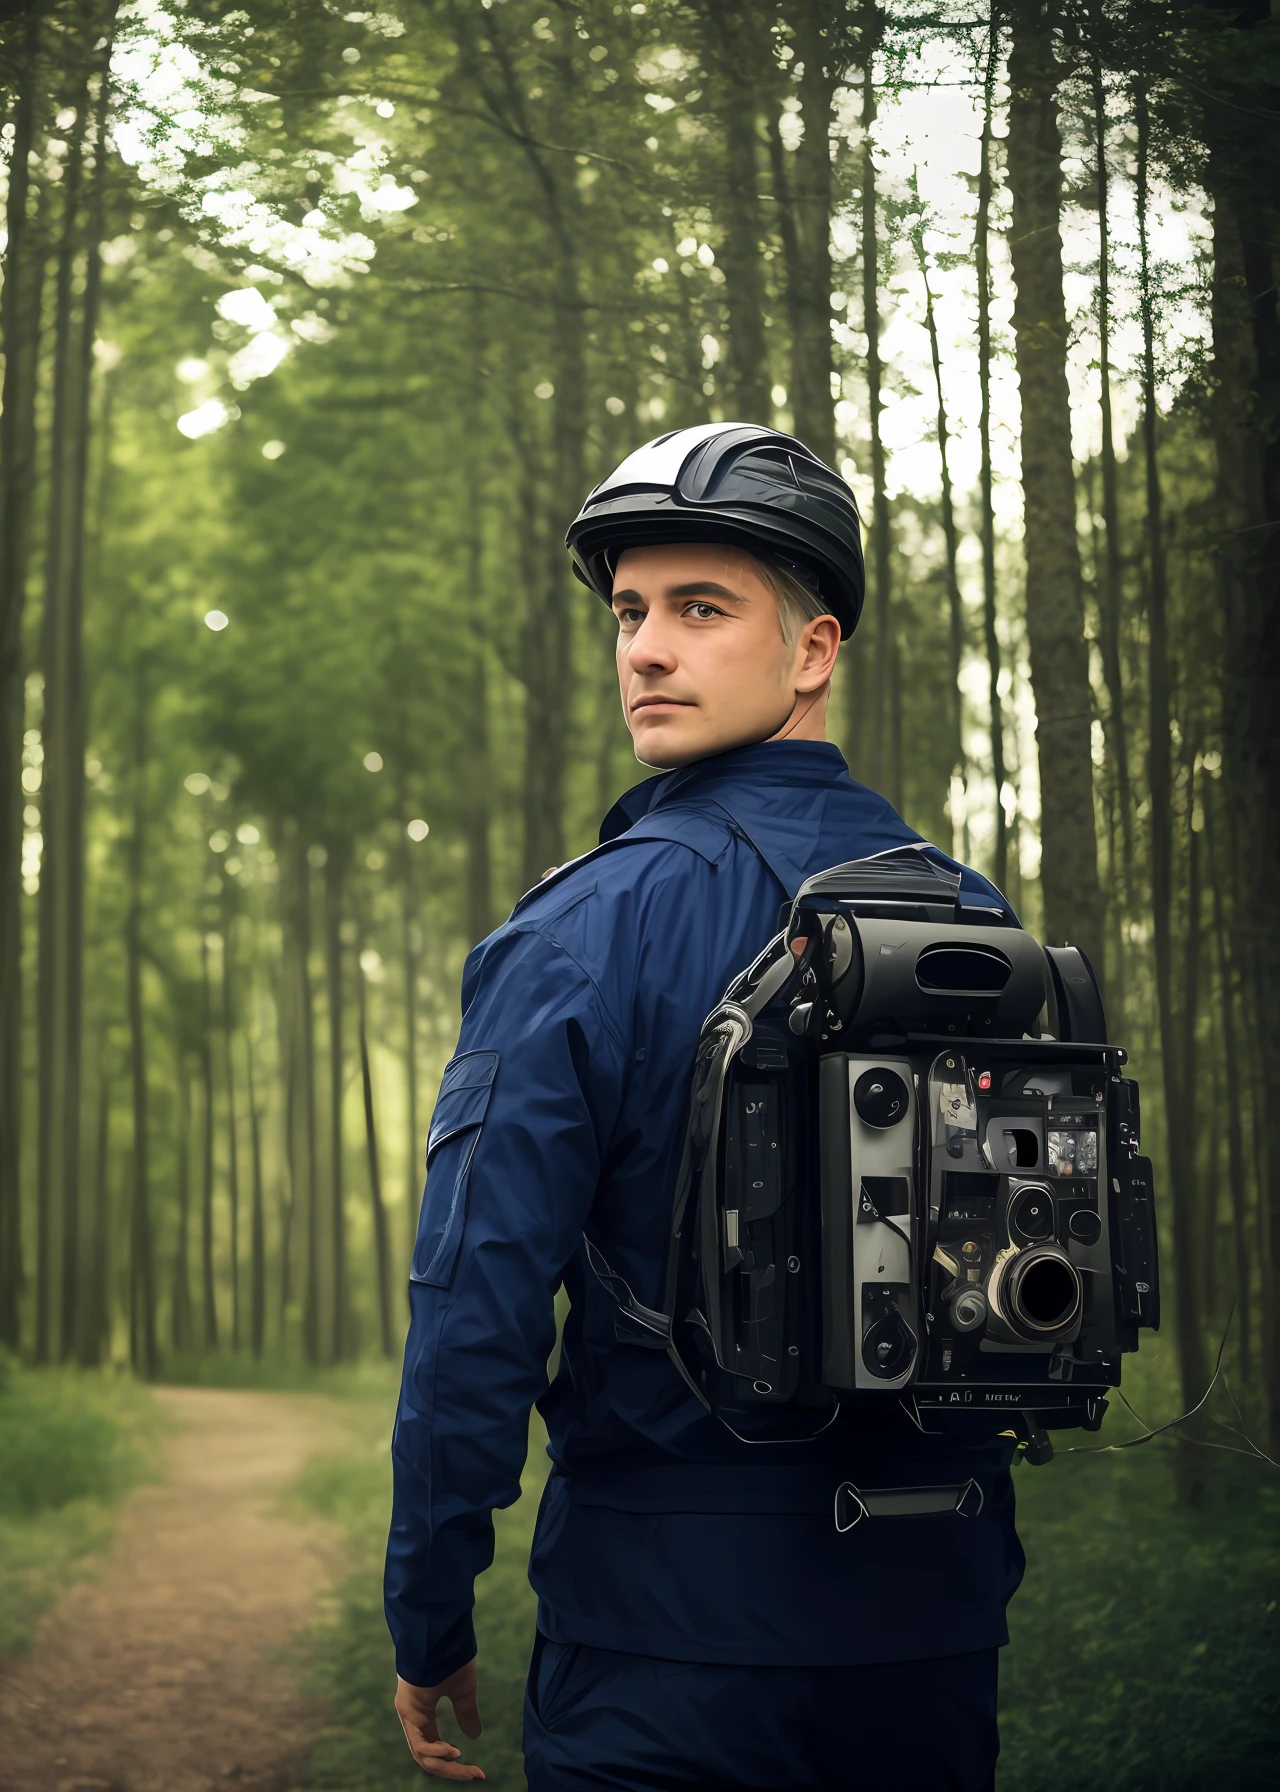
[662,849,1160,1447]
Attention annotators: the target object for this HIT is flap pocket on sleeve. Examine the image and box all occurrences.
[411,1051,499,1289]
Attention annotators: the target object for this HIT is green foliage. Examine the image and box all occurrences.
[1004,1447,1279,1791]
[0,1365,162,1654]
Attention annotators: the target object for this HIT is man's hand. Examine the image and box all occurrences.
[395,1661,485,1781]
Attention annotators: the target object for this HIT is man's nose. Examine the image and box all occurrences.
[623,613,678,673]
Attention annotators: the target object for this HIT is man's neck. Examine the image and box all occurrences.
[768,686,830,745]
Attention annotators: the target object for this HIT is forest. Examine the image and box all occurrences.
[2,0,1280,1487]
[3,3,1280,1786]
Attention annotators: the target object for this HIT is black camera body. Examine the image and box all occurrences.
[667,850,1160,1438]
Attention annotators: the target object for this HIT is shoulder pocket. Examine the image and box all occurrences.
[410,1050,499,1289]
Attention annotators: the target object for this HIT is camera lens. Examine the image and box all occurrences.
[1009,1184,1055,1245]
[854,1067,910,1129]
[1007,1247,1082,1336]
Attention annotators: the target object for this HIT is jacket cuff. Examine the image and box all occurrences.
[395,1616,478,1690]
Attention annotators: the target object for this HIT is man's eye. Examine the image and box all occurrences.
[687,602,721,620]
[617,607,645,625]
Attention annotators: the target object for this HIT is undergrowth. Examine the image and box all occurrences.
[0,1355,162,1655]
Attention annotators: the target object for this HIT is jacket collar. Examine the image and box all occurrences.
[600,741,921,899]
[600,741,849,836]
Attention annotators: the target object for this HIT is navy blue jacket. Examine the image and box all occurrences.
[385,742,1026,1686]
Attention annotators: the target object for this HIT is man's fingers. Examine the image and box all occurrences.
[407,1736,485,1782]
[450,1687,484,1741]
[401,1728,486,1780]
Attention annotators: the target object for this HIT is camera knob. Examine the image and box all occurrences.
[854,1067,910,1129]
[950,1288,988,1333]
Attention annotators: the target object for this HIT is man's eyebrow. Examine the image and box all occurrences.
[609,580,749,606]
[668,580,747,604]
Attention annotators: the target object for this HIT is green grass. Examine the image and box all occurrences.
[291,1345,1279,1792]
[0,1355,163,1655]
[1001,1339,1280,1790]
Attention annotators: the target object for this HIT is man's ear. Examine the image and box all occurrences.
[794,615,841,692]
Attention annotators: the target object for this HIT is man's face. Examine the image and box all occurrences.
[611,542,834,768]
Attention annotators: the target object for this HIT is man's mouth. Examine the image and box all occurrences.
[630,694,695,715]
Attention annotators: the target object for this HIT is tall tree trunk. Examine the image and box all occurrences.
[199,928,218,1349]
[221,894,241,1351]
[323,851,349,1361]
[913,224,967,836]
[126,663,155,1378]
[78,1051,110,1365]
[787,0,838,465]
[466,630,492,946]
[1089,45,1133,900]
[475,18,588,893]
[975,23,1009,894]
[272,927,296,1327]
[171,1058,193,1354]
[1136,80,1209,1489]
[522,265,585,890]
[0,0,45,1350]
[1203,83,1280,1448]
[400,847,421,1264]
[700,2,772,421]
[1201,1041,1222,1323]
[1219,927,1253,1378]
[357,939,393,1359]
[464,321,493,945]
[291,840,321,1364]
[57,24,113,1362]
[1205,678,1254,1383]
[35,77,91,1363]
[245,1028,266,1360]
[1182,756,1206,1311]
[859,38,896,802]
[1005,2,1104,969]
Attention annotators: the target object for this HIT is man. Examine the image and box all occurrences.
[385,424,1024,1790]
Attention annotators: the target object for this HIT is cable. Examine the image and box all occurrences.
[1218,1374,1280,1470]
[1057,1314,1233,1457]
[1056,1306,1277,1470]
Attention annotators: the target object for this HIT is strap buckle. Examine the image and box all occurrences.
[833,1477,984,1532]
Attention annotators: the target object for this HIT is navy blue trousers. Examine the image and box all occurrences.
[523,1632,999,1792]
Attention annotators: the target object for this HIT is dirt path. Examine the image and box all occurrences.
[0,1386,373,1792]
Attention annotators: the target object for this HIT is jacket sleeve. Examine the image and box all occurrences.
[384,922,626,1685]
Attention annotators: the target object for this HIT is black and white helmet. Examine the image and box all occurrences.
[566,422,865,638]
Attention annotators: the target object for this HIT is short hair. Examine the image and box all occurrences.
[752,554,836,649]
